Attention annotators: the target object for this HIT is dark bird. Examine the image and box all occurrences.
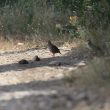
[33,55,40,61]
[48,40,61,56]
[18,59,29,64]
[87,40,104,55]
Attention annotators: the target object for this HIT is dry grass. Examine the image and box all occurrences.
[63,38,110,88]
[0,34,50,51]
[64,56,110,88]
[0,34,85,51]
[0,38,37,51]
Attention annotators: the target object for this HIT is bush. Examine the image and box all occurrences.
[64,57,110,87]
[0,0,59,39]
[80,0,110,55]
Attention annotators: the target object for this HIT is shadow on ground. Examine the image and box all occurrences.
[0,47,91,73]
[0,48,106,110]
[0,79,106,110]
[0,79,65,92]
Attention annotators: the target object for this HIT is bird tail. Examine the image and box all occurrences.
[59,51,61,54]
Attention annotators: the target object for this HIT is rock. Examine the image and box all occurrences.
[49,61,61,66]
[17,42,24,46]
[77,61,86,67]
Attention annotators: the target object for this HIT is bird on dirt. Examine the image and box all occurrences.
[33,55,40,61]
[48,40,61,56]
[18,59,29,64]
[87,40,104,55]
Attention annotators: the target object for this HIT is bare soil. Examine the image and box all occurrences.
[0,46,109,110]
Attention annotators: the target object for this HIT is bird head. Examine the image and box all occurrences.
[35,55,39,58]
[48,40,52,44]
[87,39,90,42]
[87,39,92,44]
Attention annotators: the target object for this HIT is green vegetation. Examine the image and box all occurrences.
[0,0,85,39]
[81,0,110,55]
[0,0,110,51]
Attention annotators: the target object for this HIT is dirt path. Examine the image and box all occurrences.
[0,47,109,110]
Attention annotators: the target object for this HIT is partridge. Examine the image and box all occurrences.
[34,55,40,61]
[18,59,29,64]
[87,40,104,54]
[48,40,61,56]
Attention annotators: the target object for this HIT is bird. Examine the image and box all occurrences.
[87,40,104,55]
[18,59,29,64]
[47,40,61,56]
[33,55,40,61]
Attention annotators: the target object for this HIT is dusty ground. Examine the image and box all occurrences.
[0,46,110,110]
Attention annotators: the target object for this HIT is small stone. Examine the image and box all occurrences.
[77,61,86,67]
[49,61,61,66]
